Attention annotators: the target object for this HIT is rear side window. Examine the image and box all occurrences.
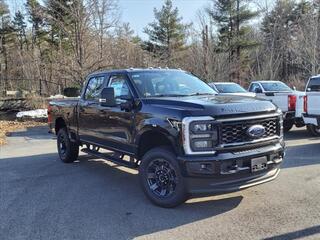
[307,77,320,91]
[84,76,105,100]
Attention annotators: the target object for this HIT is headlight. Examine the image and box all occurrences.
[182,116,217,155]
[190,122,213,132]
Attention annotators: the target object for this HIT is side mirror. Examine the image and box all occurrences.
[307,88,311,92]
[255,88,263,93]
[99,87,116,107]
[293,86,297,91]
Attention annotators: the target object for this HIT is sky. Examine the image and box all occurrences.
[7,0,210,39]
[118,0,209,38]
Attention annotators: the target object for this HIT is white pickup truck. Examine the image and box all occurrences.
[248,80,305,132]
[302,75,320,136]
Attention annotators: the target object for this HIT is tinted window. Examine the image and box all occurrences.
[108,75,131,104]
[85,76,105,100]
[307,77,320,91]
[261,82,292,92]
[130,71,216,97]
[215,83,247,93]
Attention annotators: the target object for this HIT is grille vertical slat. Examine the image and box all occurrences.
[220,118,279,145]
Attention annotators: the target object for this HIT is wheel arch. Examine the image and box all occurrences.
[55,117,67,135]
[136,128,178,160]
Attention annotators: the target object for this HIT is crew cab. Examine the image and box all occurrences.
[303,75,320,136]
[209,82,256,98]
[48,69,285,207]
[248,80,305,132]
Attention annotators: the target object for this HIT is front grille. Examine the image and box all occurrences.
[220,117,279,145]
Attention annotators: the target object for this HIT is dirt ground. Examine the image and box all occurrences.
[0,120,47,145]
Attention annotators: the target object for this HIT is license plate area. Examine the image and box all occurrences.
[251,156,267,172]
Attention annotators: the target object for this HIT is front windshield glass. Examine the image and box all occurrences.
[129,70,217,97]
[215,83,247,93]
[261,82,292,92]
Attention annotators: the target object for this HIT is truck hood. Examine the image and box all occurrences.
[143,94,277,117]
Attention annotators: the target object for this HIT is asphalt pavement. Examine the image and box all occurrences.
[0,126,319,240]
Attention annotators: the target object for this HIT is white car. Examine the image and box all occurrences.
[302,75,320,136]
[209,82,256,97]
[248,80,305,132]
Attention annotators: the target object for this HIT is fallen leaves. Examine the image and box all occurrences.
[0,120,47,145]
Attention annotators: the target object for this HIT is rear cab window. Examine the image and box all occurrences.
[307,77,320,91]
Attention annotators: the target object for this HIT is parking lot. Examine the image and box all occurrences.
[0,126,319,240]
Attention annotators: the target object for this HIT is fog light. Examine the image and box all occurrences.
[194,140,213,148]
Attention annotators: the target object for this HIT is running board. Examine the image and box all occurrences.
[81,148,138,169]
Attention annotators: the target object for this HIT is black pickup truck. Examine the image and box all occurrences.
[48,68,285,207]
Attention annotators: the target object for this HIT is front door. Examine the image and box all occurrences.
[96,74,136,154]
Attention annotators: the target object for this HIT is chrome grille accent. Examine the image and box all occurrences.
[220,117,279,145]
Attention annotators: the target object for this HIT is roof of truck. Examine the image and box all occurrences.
[251,80,281,83]
[88,68,184,77]
[210,82,240,85]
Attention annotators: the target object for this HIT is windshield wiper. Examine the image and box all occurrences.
[187,92,214,96]
[153,94,189,97]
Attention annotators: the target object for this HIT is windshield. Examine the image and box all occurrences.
[214,83,247,93]
[307,77,320,91]
[129,70,216,97]
[261,82,292,92]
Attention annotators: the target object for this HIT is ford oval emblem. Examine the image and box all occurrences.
[247,125,265,138]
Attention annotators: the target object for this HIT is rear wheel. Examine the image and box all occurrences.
[139,146,188,208]
[57,128,79,163]
[307,124,320,137]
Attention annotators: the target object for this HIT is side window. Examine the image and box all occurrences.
[108,75,132,104]
[250,83,261,93]
[85,76,105,100]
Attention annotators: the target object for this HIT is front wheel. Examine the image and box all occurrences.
[307,124,320,137]
[139,147,188,208]
[57,128,79,163]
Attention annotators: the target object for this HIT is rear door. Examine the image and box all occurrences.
[78,75,106,143]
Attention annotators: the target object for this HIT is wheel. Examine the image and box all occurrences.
[139,146,188,208]
[283,120,294,133]
[57,128,79,163]
[307,124,320,137]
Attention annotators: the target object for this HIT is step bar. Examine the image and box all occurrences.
[81,148,138,169]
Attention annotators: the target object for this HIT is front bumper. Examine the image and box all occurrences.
[178,142,284,194]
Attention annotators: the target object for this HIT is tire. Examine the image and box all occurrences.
[283,120,294,133]
[57,128,79,163]
[307,124,320,137]
[139,146,188,208]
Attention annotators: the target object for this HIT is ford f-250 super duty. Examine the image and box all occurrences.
[248,80,305,132]
[48,69,285,208]
[303,75,320,136]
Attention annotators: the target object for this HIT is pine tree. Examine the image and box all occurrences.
[144,0,189,65]
[12,11,27,50]
[0,0,13,90]
[207,0,259,83]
